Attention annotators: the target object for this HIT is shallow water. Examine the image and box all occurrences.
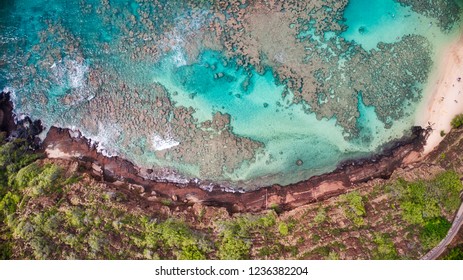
[0,0,462,190]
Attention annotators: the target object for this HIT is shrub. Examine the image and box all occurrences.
[0,192,20,217]
[13,163,41,190]
[431,170,463,212]
[161,199,172,206]
[218,233,251,260]
[257,211,277,228]
[327,251,339,260]
[29,164,63,196]
[340,191,366,227]
[0,139,41,180]
[278,222,289,236]
[0,241,12,260]
[443,246,463,260]
[216,216,257,260]
[451,114,463,129]
[269,203,281,214]
[313,207,327,224]
[393,171,462,226]
[180,244,205,260]
[156,219,208,260]
[420,217,451,250]
[372,234,398,260]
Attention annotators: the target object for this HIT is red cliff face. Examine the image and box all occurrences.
[40,123,428,213]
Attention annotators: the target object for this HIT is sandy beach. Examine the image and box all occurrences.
[417,30,463,155]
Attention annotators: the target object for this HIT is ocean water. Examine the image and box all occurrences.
[0,0,462,190]
[342,0,461,50]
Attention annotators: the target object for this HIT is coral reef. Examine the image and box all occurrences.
[396,0,462,31]
[0,0,460,187]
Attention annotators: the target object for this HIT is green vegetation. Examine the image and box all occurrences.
[372,234,399,260]
[155,219,210,260]
[340,191,366,227]
[439,153,446,161]
[0,137,42,259]
[0,134,461,260]
[451,114,463,129]
[0,138,211,260]
[387,171,463,254]
[278,222,289,236]
[269,203,281,214]
[390,171,462,226]
[419,217,451,250]
[161,199,173,206]
[0,136,290,260]
[443,245,463,260]
[326,251,339,260]
[313,207,327,224]
[217,212,276,260]
[396,179,439,225]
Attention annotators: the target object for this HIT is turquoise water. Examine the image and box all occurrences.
[152,51,369,184]
[342,0,460,50]
[0,0,462,189]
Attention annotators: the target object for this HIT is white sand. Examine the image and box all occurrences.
[416,31,463,155]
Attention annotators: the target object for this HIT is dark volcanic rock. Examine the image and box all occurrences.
[0,92,16,135]
[0,91,43,148]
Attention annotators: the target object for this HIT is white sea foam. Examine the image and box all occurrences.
[50,57,89,89]
[68,128,81,139]
[160,173,189,184]
[92,122,120,157]
[68,122,121,158]
[198,182,245,193]
[152,133,180,151]
[2,86,16,101]
[164,10,210,67]
[165,31,188,67]
[67,59,88,89]
[172,47,187,67]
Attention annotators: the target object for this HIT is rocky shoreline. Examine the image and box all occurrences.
[0,90,430,213]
